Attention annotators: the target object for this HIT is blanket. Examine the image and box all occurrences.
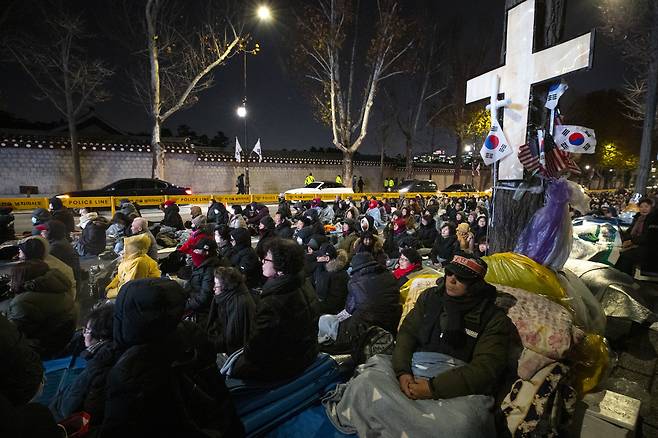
[323,353,495,437]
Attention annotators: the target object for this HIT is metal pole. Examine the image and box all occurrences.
[243,51,250,194]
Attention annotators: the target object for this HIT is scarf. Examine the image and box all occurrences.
[441,280,491,347]
[392,263,420,280]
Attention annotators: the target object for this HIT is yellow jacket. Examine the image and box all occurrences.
[106,234,161,299]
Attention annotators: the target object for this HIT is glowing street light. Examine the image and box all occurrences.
[585,165,590,170]
[464,145,472,153]
[236,105,247,118]
[257,5,272,21]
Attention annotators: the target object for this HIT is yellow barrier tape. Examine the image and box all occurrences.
[61,197,113,208]
[167,194,212,205]
[113,196,166,206]
[0,197,49,210]
[216,194,252,204]
[251,194,279,203]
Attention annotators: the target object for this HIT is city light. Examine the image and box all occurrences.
[585,165,590,170]
[464,145,472,153]
[257,5,272,21]
[236,105,247,118]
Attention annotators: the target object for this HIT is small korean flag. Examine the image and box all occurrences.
[480,119,513,165]
[545,81,568,111]
[235,137,243,162]
[553,125,597,154]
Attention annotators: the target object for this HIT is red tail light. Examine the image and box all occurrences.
[185,189,193,195]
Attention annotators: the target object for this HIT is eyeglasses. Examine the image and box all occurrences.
[262,258,273,264]
[444,269,468,284]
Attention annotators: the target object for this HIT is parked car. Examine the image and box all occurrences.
[57,178,192,198]
[396,180,438,193]
[285,181,354,195]
[441,183,476,193]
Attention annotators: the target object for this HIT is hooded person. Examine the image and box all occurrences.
[105,234,161,299]
[161,200,184,230]
[178,223,213,267]
[214,224,234,259]
[118,199,140,220]
[392,247,423,287]
[7,259,76,359]
[353,230,387,267]
[183,237,222,325]
[0,206,15,244]
[44,220,81,294]
[392,254,514,400]
[207,267,257,356]
[48,196,75,234]
[359,214,375,235]
[19,236,77,300]
[102,278,244,437]
[228,227,261,288]
[245,203,270,227]
[228,238,318,381]
[310,243,350,317]
[75,210,109,256]
[417,214,439,248]
[190,212,207,230]
[30,208,51,235]
[229,205,247,229]
[207,199,229,225]
[337,218,359,260]
[255,215,276,260]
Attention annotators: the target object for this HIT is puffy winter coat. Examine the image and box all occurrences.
[228,228,261,288]
[274,221,294,239]
[207,201,230,225]
[106,234,161,299]
[8,268,76,358]
[161,204,184,230]
[207,284,257,355]
[417,219,439,248]
[0,208,15,243]
[47,220,81,288]
[231,273,318,381]
[49,197,75,234]
[311,249,350,316]
[246,204,270,226]
[49,340,121,425]
[103,278,244,437]
[185,256,222,322]
[430,235,460,263]
[76,212,108,256]
[392,280,513,399]
[345,259,401,335]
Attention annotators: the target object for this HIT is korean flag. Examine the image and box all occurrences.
[480,119,513,165]
[545,81,568,111]
[553,125,597,154]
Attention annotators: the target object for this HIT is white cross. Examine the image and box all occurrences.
[466,0,593,180]
[485,75,511,126]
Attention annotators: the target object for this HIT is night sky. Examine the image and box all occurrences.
[1,0,628,156]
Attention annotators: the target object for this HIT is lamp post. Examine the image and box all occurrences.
[236,5,271,195]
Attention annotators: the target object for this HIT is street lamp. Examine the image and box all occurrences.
[585,165,590,170]
[237,5,272,194]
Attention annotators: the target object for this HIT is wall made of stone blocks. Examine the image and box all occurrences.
[0,148,492,196]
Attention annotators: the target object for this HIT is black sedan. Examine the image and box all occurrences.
[57,178,192,198]
[441,183,476,192]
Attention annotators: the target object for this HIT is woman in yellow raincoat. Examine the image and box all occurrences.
[105,234,161,299]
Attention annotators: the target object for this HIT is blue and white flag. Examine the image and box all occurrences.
[554,125,597,154]
[235,137,242,162]
[545,81,568,110]
[480,119,513,165]
[252,138,263,162]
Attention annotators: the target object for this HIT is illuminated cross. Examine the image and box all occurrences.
[466,0,593,180]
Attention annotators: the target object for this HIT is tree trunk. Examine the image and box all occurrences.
[147,0,165,180]
[151,121,165,180]
[634,18,658,195]
[68,116,83,190]
[453,136,462,183]
[404,136,413,179]
[343,150,354,187]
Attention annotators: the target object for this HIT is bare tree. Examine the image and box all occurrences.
[134,0,247,179]
[6,7,113,190]
[293,0,413,182]
[600,0,658,194]
[392,22,446,179]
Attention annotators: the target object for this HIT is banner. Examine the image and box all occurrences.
[554,125,596,154]
[0,197,48,210]
[480,119,513,165]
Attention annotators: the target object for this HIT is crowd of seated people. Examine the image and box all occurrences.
[0,192,518,436]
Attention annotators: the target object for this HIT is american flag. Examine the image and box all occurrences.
[518,135,581,177]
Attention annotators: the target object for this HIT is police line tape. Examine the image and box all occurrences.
[0,188,619,212]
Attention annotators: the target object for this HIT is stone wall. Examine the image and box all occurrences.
[0,147,492,196]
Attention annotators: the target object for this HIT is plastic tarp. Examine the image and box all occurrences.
[570,217,623,265]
